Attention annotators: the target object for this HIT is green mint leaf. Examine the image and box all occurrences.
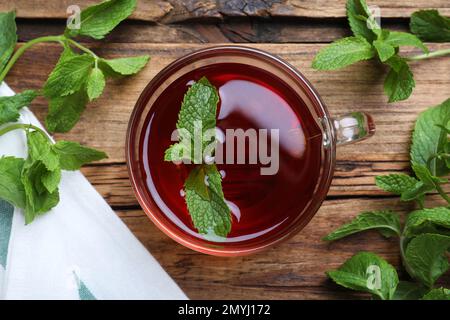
[177,77,218,135]
[43,54,94,98]
[165,77,229,237]
[392,281,428,300]
[384,54,405,73]
[0,125,105,224]
[165,77,219,164]
[21,128,61,223]
[411,98,450,176]
[0,90,38,125]
[404,207,450,239]
[326,252,398,300]
[323,210,401,241]
[399,180,430,204]
[184,164,231,238]
[412,163,447,190]
[99,55,150,76]
[404,233,450,288]
[0,156,26,208]
[164,143,190,162]
[52,141,108,170]
[422,287,450,300]
[312,36,375,70]
[43,43,92,134]
[65,0,137,40]
[86,67,105,101]
[21,160,60,224]
[375,173,419,194]
[346,0,377,42]
[383,31,428,53]
[26,130,61,194]
[409,163,450,204]
[59,41,77,62]
[410,10,450,42]
[383,55,415,102]
[41,168,62,194]
[373,39,396,62]
[45,90,89,133]
[0,11,17,73]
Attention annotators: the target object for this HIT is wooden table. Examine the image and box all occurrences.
[2,0,450,299]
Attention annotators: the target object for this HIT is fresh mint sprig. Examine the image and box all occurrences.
[323,98,450,300]
[0,0,150,133]
[324,208,450,299]
[165,77,219,164]
[375,99,450,206]
[164,77,232,238]
[312,0,450,102]
[0,90,38,124]
[184,164,231,238]
[0,124,107,224]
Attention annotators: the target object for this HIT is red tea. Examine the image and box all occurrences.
[140,62,323,246]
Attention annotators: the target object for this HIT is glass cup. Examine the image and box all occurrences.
[126,46,375,256]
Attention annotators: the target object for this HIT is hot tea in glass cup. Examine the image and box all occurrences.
[126,46,375,256]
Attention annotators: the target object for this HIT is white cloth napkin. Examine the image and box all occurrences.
[0,82,187,300]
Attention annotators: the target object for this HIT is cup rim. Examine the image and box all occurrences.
[126,45,336,256]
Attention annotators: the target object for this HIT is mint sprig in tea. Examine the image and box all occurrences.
[165,77,231,238]
[141,63,323,242]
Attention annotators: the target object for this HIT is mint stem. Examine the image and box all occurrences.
[406,48,450,61]
[65,38,99,59]
[0,123,51,143]
[0,35,99,83]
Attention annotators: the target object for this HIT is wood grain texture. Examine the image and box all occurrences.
[117,196,450,299]
[1,0,172,21]
[3,0,450,21]
[16,21,211,44]
[16,19,354,44]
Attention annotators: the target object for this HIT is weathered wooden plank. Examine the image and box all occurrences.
[1,0,172,21]
[269,0,450,19]
[15,19,357,44]
[5,43,449,164]
[116,196,450,299]
[16,21,210,44]
[3,0,450,21]
[15,19,411,44]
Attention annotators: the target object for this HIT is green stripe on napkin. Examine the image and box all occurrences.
[73,271,96,300]
[0,200,14,268]
[78,279,96,300]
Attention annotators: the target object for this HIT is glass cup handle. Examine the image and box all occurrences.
[332,112,375,145]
